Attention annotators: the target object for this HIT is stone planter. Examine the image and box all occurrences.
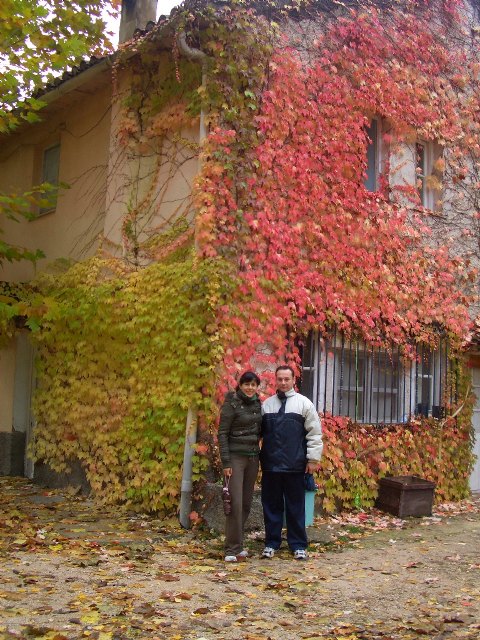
[376,475,435,518]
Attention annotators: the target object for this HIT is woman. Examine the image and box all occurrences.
[218,371,262,562]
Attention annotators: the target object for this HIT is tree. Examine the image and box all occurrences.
[0,0,117,265]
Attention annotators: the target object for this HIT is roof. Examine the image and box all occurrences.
[22,0,480,117]
[32,0,345,101]
[35,11,177,100]
[35,56,107,98]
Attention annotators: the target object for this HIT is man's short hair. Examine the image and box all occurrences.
[275,365,295,378]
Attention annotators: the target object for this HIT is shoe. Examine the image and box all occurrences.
[261,547,275,558]
[238,549,249,558]
[224,555,237,562]
[293,549,307,560]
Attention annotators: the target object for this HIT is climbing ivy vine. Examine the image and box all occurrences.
[29,251,228,511]
[193,0,477,505]
[2,0,479,511]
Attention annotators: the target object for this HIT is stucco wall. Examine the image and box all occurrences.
[0,73,112,282]
[0,338,16,433]
[103,56,200,252]
[0,54,201,276]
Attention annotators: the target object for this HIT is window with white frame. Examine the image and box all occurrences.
[415,140,443,211]
[299,331,453,424]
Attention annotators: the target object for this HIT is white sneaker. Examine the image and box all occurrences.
[224,555,238,562]
[293,549,307,560]
[238,549,249,557]
[261,547,275,558]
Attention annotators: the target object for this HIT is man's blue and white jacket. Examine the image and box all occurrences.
[261,389,323,473]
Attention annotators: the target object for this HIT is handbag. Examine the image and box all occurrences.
[222,476,232,515]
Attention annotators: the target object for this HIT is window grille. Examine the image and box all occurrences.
[299,330,454,424]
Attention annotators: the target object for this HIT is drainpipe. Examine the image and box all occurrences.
[177,31,207,145]
[177,31,208,529]
[178,407,199,528]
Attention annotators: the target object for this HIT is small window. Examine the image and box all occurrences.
[39,144,60,214]
[416,142,426,203]
[364,120,379,192]
[415,141,443,211]
[299,331,453,424]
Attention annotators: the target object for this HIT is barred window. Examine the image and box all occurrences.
[299,331,454,424]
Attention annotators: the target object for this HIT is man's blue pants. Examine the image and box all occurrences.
[261,471,307,551]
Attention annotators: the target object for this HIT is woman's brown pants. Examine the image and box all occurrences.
[224,454,259,556]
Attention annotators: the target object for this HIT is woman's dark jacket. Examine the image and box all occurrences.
[218,389,261,468]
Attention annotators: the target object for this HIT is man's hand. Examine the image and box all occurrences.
[305,461,319,474]
[223,467,233,477]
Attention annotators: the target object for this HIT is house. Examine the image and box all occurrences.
[1,0,479,514]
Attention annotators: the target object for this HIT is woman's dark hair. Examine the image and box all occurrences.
[238,370,260,386]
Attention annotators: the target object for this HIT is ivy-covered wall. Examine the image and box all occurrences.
[320,409,475,511]
[1,0,479,513]
[27,250,227,511]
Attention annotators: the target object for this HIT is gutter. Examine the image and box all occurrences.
[178,407,199,529]
[28,16,179,111]
[176,31,208,529]
[176,31,208,143]
[37,55,115,106]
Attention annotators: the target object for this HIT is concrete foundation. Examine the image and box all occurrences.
[33,460,91,494]
[0,431,26,476]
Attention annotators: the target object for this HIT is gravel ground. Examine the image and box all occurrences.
[1,477,479,640]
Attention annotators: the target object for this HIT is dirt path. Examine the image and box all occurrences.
[1,478,479,639]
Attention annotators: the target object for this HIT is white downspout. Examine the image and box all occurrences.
[178,407,198,528]
[177,31,207,528]
[177,31,207,142]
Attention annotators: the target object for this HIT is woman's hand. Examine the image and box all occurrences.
[223,467,233,477]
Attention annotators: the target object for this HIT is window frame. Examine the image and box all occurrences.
[364,118,387,193]
[415,140,443,212]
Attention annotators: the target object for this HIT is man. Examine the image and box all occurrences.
[260,365,323,560]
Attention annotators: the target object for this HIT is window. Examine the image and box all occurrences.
[415,141,443,211]
[299,331,453,424]
[364,120,379,192]
[414,343,450,418]
[39,144,60,214]
[364,118,390,192]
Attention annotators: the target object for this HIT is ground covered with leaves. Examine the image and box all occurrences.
[1,478,479,640]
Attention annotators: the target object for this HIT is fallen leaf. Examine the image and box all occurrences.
[156,573,180,582]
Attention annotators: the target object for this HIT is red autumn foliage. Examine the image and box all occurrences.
[196,2,476,394]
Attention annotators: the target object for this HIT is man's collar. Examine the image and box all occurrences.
[276,388,296,398]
